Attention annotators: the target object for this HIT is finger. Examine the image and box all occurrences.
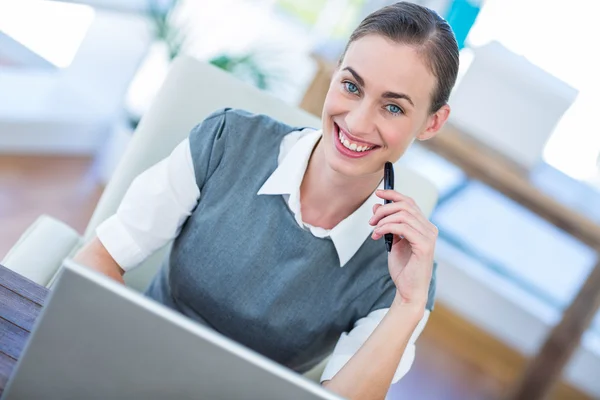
[372,195,436,235]
[376,211,430,237]
[374,223,432,255]
[372,221,422,244]
[372,230,405,243]
[369,203,383,226]
[376,190,422,212]
[370,201,421,226]
[372,203,382,214]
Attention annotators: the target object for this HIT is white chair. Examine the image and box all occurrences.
[449,41,578,169]
[2,54,439,381]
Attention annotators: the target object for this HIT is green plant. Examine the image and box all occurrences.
[146,0,278,90]
[147,0,187,60]
[209,53,272,90]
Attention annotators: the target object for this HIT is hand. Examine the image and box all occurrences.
[369,189,438,308]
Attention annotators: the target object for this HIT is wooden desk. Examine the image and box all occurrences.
[423,126,600,400]
[0,264,48,396]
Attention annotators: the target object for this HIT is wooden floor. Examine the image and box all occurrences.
[0,155,103,259]
[391,333,503,399]
[0,154,545,400]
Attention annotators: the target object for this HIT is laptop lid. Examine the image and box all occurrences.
[2,259,343,400]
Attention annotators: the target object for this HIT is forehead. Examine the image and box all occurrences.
[342,35,436,109]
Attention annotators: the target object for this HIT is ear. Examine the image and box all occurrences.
[416,104,451,141]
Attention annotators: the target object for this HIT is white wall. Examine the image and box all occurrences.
[0,9,151,154]
[0,32,55,69]
[59,0,172,14]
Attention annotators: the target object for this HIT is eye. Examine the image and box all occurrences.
[385,104,404,115]
[344,81,360,95]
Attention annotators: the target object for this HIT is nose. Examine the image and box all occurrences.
[345,101,377,139]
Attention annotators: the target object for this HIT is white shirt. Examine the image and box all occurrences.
[96,129,429,384]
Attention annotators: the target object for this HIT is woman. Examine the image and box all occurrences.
[75,2,458,399]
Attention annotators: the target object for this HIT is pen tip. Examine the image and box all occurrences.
[386,242,392,252]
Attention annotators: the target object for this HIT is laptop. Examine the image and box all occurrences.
[2,259,344,400]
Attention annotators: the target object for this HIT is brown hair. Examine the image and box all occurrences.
[341,1,459,113]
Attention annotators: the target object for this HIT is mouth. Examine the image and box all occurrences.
[333,122,380,158]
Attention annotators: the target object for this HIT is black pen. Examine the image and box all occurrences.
[384,162,394,252]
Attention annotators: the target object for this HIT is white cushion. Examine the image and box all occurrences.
[2,215,81,286]
[2,215,81,287]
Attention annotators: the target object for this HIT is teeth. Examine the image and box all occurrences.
[337,128,373,152]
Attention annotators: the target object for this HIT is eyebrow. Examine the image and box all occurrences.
[382,91,414,107]
[343,66,365,87]
[343,66,415,108]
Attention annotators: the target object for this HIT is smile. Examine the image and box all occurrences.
[333,123,379,158]
[338,130,374,152]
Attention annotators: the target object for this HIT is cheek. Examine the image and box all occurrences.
[381,124,416,153]
[323,85,349,116]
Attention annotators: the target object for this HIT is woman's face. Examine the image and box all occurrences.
[321,34,450,178]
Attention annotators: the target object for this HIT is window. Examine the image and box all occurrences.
[0,0,94,68]
[467,0,600,184]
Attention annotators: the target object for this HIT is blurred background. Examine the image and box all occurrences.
[1,0,599,399]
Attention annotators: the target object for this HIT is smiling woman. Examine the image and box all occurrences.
[73,2,459,400]
[311,4,457,223]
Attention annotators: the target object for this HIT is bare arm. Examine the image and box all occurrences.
[322,189,438,399]
[73,237,125,284]
[322,301,423,400]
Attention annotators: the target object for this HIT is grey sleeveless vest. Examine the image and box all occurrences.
[145,108,437,373]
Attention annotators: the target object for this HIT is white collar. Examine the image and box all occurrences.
[257,130,384,267]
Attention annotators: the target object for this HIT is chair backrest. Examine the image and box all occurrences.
[84,55,438,291]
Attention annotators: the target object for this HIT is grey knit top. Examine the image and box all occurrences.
[145,108,436,373]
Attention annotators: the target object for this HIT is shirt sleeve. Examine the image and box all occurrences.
[320,309,430,384]
[96,138,199,271]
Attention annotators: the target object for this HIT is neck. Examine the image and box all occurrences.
[300,138,383,229]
